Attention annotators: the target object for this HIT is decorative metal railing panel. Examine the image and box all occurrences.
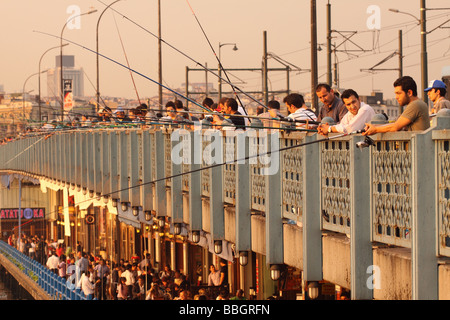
[321,138,351,234]
[436,139,450,256]
[201,131,211,197]
[249,131,267,212]
[164,130,172,187]
[223,133,236,205]
[281,134,305,222]
[372,138,412,248]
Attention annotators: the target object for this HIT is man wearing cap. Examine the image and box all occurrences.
[425,79,450,114]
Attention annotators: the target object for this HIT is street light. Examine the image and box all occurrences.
[23,70,49,131]
[239,251,248,267]
[270,264,281,281]
[218,42,238,99]
[132,206,141,217]
[191,230,200,244]
[388,8,420,23]
[389,4,450,104]
[60,8,97,121]
[214,240,223,254]
[39,44,68,123]
[173,223,182,235]
[97,0,122,112]
[307,281,319,300]
[389,6,427,103]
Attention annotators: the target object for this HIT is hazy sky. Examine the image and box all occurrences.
[1,0,450,102]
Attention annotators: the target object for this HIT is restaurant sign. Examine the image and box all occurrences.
[0,208,45,220]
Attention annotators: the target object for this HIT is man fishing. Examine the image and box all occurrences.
[316,83,347,123]
[318,89,375,135]
[363,76,430,136]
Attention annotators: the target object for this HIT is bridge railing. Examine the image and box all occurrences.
[2,115,450,299]
[434,130,450,257]
[0,240,88,300]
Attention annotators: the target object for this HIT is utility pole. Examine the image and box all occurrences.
[311,0,319,113]
[263,31,269,106]
[205,62,208,97]
[420,0,428,104]
[158,0,163,107]
[399,29,404,115]
[326,1,332,86]
[398,30,403,79]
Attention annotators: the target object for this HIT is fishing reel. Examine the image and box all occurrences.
[356,135,375,149]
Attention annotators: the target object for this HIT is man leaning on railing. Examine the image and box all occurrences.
[363,76,430,136]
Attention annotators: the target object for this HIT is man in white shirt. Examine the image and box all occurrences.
[78,271,95,299]
[46,251,60,274]
[121,264,135,299]
[207,264,220,286]
[318,89,375,135]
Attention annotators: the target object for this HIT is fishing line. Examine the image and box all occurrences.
[95,0,267,110]
[184,0,251,117]
[33,30,213,115]
[112,11,142,104]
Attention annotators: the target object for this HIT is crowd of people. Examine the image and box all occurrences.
[2,75,448,146]
[7,233,245,300]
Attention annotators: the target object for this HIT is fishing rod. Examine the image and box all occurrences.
[175,108,322,126]
[112,11,142,105]
[33,30,214,115]
[184,0,251,117]
[4,115,317,146]
[95,0,268,111]
[109,104,321,127]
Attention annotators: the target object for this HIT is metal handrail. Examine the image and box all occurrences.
[0,240,88,300]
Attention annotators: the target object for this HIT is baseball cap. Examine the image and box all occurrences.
[424,79,446,92]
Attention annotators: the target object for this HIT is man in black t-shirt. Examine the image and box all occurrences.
[224,98,245,129]
[219,259,229,289]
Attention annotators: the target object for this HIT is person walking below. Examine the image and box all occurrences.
[46,251,59,275]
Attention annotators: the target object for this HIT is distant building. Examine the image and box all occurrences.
[360,91,400,120]
[47,55,84,99]
[442,66,450,100]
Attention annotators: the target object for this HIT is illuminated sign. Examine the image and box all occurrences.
[0,208,45,220]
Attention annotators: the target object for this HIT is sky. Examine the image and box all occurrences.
[1,0,450,103]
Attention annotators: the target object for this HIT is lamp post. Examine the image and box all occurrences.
[218,42,238,99]
[389,3,450,104]
[60,8,97,121]
[23,70,49,131]
[270,264,281,281]
[311,0,319,114]
[39,44,68,123]
[389,7,426,102]
[420,0,428,105]
[97,0,121,112]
